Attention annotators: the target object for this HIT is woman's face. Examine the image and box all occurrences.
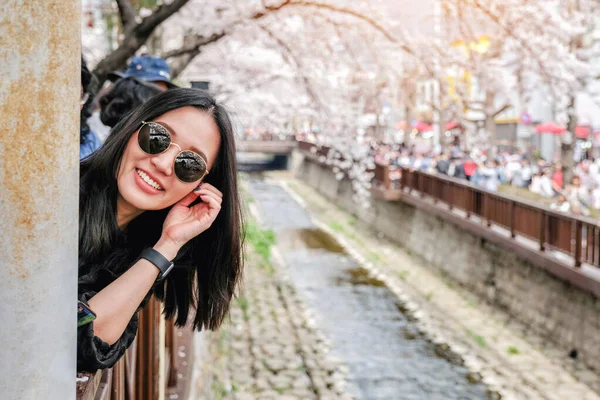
[117,106,221,212]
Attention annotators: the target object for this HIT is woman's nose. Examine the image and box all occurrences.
[150,146,178,176]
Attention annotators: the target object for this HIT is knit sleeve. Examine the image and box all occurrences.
[76,266,145,372]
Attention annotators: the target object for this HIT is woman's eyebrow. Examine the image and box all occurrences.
[157,120,208,161]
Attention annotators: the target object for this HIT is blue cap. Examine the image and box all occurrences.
[108,56,177,88]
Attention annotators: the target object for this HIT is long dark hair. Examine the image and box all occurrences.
[80,55,95,144]
[99,77,163,128]
[80,88,244,331]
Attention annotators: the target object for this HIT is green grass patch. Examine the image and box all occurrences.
[244,221,276,261]
[212,380,228,399]
[257,260,275,275]
[328,221,345,233]
[466,329,487,348]
[507,346,520,355]
[398,270,410,281]
[368,251,385,264]
[425,291,434,301]
[217,328,229,353]
[274,387,287,394]
[475,335,487,348]
[236,296,249,312]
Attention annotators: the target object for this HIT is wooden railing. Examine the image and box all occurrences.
[76,297,188,400]
[395,166,600,269]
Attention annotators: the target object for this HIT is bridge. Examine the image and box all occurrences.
[236,140,297,172]
[238,140,296,154]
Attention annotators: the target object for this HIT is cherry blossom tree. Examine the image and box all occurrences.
[436,0,600,171]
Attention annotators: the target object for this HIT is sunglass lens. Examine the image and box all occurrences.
[174,150,207,182]
[138,123,171,154]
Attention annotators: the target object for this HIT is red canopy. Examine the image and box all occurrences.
[575,125,591,139]
[395,120,407,131]
[413,120,433,132]
[445,121,461,130]
[535,122,566,134]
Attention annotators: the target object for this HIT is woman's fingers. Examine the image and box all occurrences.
[195,189,222,205]
[194,183,222,198]
[176,191,200,207]
[195,193,221,222]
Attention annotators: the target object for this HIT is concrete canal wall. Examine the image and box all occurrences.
[294,153,600,373]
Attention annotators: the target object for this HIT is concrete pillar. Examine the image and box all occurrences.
[0,1,80,399]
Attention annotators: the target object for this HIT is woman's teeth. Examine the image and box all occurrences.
[136,169,163,190]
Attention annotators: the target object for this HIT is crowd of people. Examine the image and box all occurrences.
[375,143,600,217]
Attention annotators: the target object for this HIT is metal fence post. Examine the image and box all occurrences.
[0,1,80,399]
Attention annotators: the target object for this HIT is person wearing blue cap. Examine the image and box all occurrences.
[108,55,177,90]
[89,56,177,141]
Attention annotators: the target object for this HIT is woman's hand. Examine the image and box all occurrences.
[157,183,223,255]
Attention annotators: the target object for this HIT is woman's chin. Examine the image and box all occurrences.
[125,193,165,212]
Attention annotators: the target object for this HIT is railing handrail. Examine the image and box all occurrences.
[76,297,180,400]
[401,166,599,226]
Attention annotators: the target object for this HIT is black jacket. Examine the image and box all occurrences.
[77,233,151,372]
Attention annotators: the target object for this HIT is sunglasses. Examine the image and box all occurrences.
[137,121,209,183]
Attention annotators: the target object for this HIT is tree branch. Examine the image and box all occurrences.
[163,33,226,60]
[492,103,511,118]
[136,0,191,36]
[115,0,137,34]
[167,0,404,89]
[92,0,191,87]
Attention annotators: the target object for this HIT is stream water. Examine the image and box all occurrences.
[248,177,488,400]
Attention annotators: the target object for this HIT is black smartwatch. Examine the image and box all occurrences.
[140,248,175,281]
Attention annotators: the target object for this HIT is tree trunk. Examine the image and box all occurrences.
[562,96,577,184]
[484,92,497,159]
[484,92,496,144]
[438,112,447,153]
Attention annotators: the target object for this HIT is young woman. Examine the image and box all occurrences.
[77,88,243,372]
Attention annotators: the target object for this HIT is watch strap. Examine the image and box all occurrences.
[140,248,174,281]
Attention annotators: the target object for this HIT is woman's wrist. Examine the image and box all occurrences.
[153,238,181,261]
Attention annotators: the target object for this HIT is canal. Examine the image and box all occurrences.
[247,177,489,400]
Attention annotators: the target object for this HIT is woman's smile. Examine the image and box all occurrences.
[135,168,164,193]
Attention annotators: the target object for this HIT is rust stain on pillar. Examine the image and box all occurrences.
[0,1,80,399]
